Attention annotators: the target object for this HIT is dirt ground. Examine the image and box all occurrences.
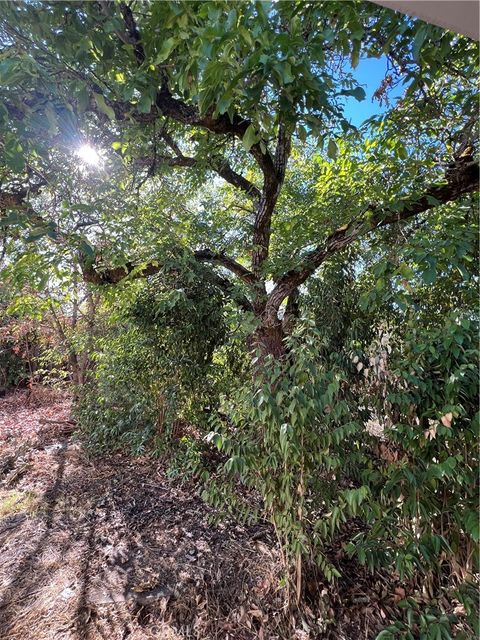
[0,389,441,640]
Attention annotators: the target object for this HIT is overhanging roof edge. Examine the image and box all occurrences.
[371,1,480,40]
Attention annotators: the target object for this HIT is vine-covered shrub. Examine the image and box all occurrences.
[204,320,372,590]
[202,308,478,608]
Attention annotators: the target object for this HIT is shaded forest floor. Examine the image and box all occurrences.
[0,389,467,640]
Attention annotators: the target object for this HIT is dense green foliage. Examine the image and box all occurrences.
[202,240,479,586]
[76,262,229,451]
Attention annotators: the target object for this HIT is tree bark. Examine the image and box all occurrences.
[250,320,286,361]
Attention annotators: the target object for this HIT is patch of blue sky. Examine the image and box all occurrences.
[342,55,407,128]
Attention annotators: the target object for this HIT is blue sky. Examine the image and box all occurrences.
[343,55,406,127]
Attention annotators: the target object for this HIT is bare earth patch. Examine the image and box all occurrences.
[0,391,289,640]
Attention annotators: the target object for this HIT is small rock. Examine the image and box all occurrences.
[44,443,66,454]
[60,586,76,600]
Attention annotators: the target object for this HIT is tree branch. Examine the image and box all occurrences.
[251,122,292,277]
[119,1,145,65]
[214,159,261,200]
[265,156,479,324]
[98,1,145,65]
[156,128,261,198]
[135,155,196,170]
[194,249,257,287]
[136,148,261,200]
[82,246,256,288]
[80,250,254,312]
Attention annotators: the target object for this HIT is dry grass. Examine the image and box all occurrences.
[0,489,38,518]
[0,393,290,640]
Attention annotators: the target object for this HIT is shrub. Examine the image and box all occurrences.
[75,263,235,454]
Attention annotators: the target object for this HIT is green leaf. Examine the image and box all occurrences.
[77,86,90,113]
[464,511,479,542]
[297,125,308,143]
[341,86,366,101]
[137,94,152,114]
[275,62,294,85]
[426,195,441,206]
[154,37,177,64]
[79,239,96,259]
[413,25,428,62]
[0,59,16,83]
[242,124,257,152]
[5,153,24,172]
[45,102,58,133]
[216,90,232,116]
[93,93,115,120]
[327,138,338,160]
[212,433,223,451]
[351,41,361,69]
[25,226,48,242]
[0,211,22,227]
[422,266,437,285]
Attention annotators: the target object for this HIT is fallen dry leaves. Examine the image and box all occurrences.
[0,388,71,446]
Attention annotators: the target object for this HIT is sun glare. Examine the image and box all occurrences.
[76,144,102,167]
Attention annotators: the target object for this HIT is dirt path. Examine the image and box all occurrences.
[0,391,287,640]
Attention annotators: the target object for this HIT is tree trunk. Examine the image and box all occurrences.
[250,320,286,361]
[69,352,83,387]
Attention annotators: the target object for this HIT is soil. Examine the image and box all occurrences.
[0,389,462,640]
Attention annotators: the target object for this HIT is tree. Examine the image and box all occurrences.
[0,0,478,360]
[1,3,478,610]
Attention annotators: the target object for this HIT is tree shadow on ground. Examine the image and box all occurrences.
[0,440,282,640]
[0,443,69,636]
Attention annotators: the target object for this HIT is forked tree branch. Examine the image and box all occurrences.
[92,2,277,184]
[264,156,479,325]
[136,151,261,200]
